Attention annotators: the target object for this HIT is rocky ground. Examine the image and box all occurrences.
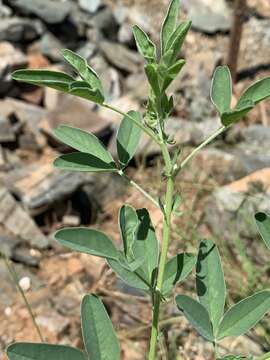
[0,0,270,359]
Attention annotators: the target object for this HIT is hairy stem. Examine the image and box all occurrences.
[103,103,160,145]
[2,254,44,342]
[119,171,160,208]
[148,143,174,360]
[178,125,226,172]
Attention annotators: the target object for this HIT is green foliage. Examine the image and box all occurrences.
[161,0,180,54]
[255,212,270,249]
[53,125,117,172]
[61,49,104,94]
[176,295,214,341]
[117,111,142,167]
[162,253,196,295]
[133,25,156,63]
[54,228,119,260]
[211,66,232,114]
[217,291,270,340]
[7,343,87,360]
[237,77,270,108]
[9,0,270,359]
[196,240,226,334]
[7,294,119,360]
[211,68,270,127]
[81,294,120,360]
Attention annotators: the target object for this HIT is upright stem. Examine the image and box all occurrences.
[2,254,44,342]
[148,143,174,360]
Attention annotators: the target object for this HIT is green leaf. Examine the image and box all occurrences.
[221,101,254,126]
[255,212,270,250]
[165,21,191,61]
[12,69,74,92]
[176,295,214,341]
[81,294,120,360]
[54,125,115,165]
[161,0,180,54]
[107,257,150,291]
[117,111,142,167]
[7,343,86,360]
[162,59,185,91]
[217,290,270,340]
[54,152,117,172]
[211,66,232,114]
[61,49,104,94]
[162,253,196,295]
[119,205,138,258]
[12,69,104,104]
[69,81,104,104]
[237,77,270,108]
[54,228,119,260]
[132,25,156,62]
[196,239,226,334]
[145,63,160,96]
[133,208,159,283]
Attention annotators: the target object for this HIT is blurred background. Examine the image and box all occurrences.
[0,0,270,358]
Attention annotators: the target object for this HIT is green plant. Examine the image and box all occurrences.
[8,0,270,359]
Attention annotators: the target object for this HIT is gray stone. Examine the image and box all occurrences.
[29,32,63,62]
[0,17,43,43]
[204,169,270,243]
[100,41,142,73]
[9,0,71,24]
[0,1,12,17]
[0,41,27,78]
[79,0,102,13]
[183,0,231,34]
[0,116,18,143]
[239,18,270,71]
[0,185,48,249]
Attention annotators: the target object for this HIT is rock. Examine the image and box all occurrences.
[0,1,12,17]
[0,145,21,173]
[247,0,270,18]
[36,311,70,335]
[118,23,133,44]
[0,185,48,248]
[0,42,27,76]
[44,93,111,138]
[205,168,270,242]
[239,18,270,71]
[91,7,117,34]
[183,0,231,34]
[2,153,94,216]
[29,32,64,62]
[0,98,47,151]
[0,115,20,143]
[79,0,102,13]
[0,17,43,43]
[9,0,72,24]
[77,42,96,62]
[99,41,142,73]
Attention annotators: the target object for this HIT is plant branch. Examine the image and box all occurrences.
[119,171,160,208]
[2,253,44,342]
[103,103,160,145]
[148,142,174,360]
[178,125,226,172]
